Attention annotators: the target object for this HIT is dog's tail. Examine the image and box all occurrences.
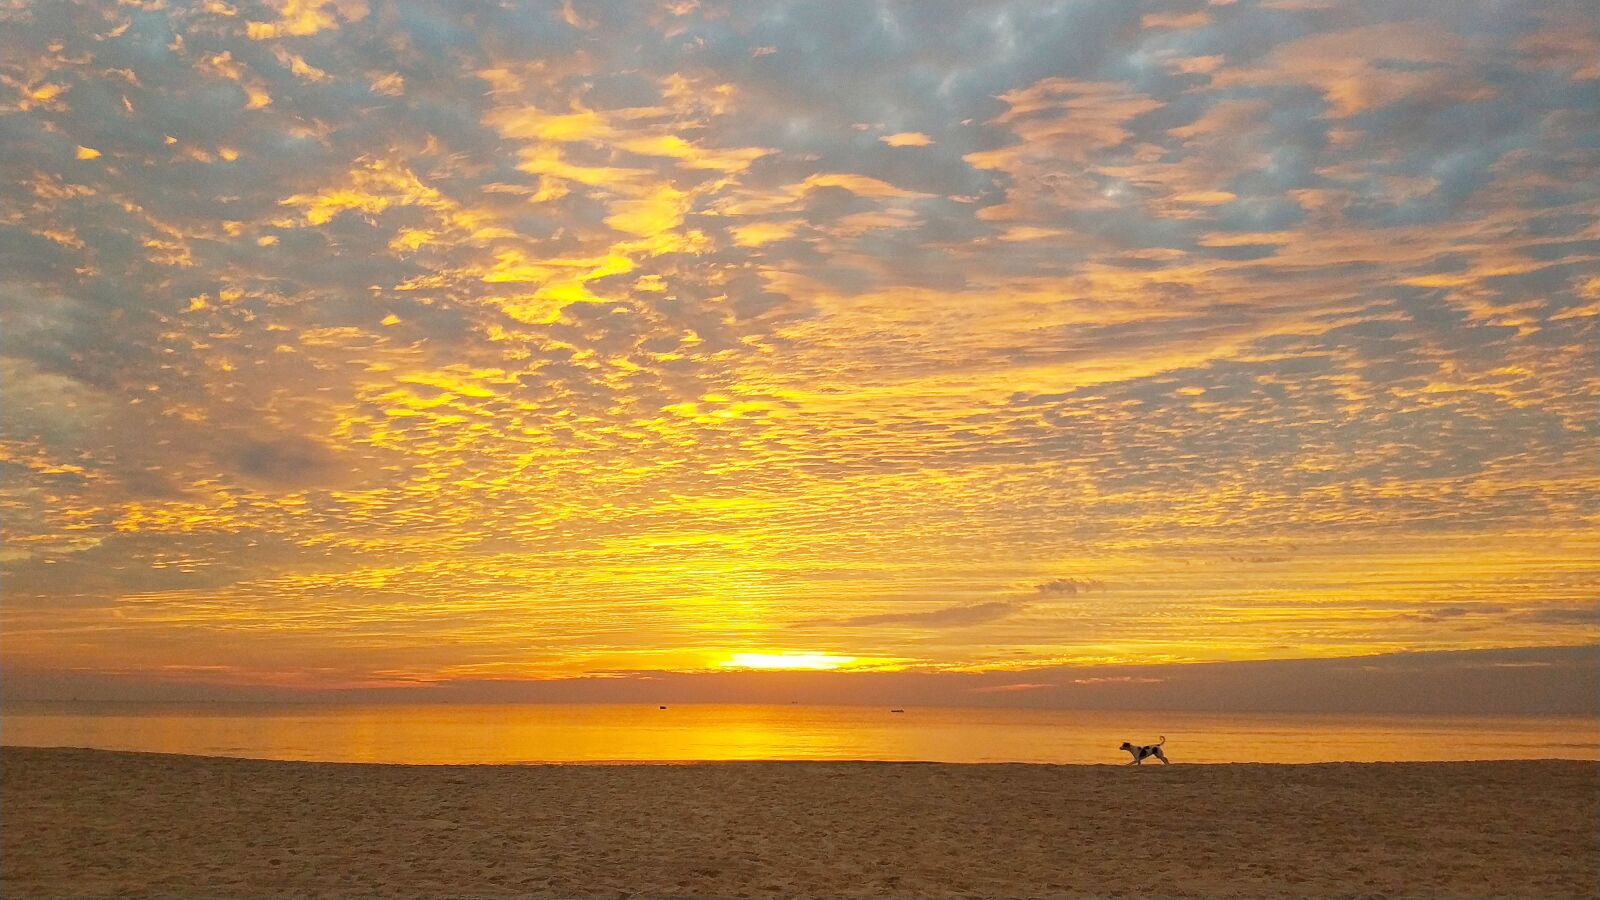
[1157,735,1166,746]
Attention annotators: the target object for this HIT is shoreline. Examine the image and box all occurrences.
[5,747,1596,899]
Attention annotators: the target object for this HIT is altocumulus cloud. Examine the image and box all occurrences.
[0,0,1595,692]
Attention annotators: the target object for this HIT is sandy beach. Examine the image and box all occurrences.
[2,747,1595,899]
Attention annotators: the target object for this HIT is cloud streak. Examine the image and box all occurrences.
[807,601,1027,630]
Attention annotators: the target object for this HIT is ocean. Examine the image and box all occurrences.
[3,702,1596,764]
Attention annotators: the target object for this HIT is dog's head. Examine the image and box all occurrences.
[1118,741,1133,751]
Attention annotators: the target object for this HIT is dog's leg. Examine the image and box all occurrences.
[1157,750,1170,764]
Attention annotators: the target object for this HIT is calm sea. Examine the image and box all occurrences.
[2,702,1595,765]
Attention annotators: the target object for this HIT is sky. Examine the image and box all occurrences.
[1,0,1596,708]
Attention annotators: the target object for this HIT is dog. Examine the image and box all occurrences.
[1119,736,1169,765]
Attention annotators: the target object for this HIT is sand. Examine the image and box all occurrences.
[2,747,1595,899]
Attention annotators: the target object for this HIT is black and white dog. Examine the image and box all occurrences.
[1119,736,1169,765]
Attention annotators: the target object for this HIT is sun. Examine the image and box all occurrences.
[720,652,858,671]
